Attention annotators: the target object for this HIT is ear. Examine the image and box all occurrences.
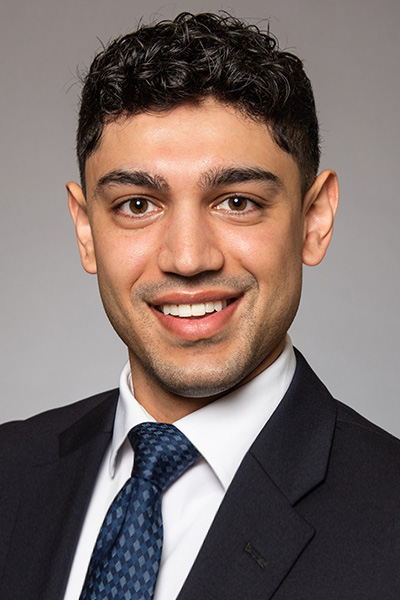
[66,181,97,274]
[302,169,339,266]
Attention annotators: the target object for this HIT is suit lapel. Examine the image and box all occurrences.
[177,452,315,600]
[178,351,337,600]
[0,390,118,600]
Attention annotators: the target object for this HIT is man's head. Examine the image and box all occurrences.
[77,12,320,197]
[68,13,338,421]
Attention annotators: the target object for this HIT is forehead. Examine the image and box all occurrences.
[85,99,301,193]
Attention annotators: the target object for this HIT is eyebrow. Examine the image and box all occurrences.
[94,170,169,195]
[199,166,283,190]
[93,165,283,196]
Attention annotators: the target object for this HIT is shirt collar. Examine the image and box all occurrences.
[109,365,156,477]
[110,336,296,489]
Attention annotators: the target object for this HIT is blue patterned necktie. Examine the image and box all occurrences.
[79,422,200,600]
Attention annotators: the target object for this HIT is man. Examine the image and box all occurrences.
[0,12,399,600]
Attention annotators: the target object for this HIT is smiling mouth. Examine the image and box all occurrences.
[155,299,235,318]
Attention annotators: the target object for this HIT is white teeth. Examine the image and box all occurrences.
[205,302,215,313]
[192,303,206,316]
[178,304,191,317]
[214,300,223,312]
[161,300,228,318]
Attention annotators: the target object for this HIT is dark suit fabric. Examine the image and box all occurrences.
[0,351,399,599]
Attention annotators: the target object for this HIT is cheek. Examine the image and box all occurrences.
[93,229,159,291]
[223,224,301,278]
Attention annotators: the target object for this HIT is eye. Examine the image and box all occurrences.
[118,197,159,217]
[216,195,258,213]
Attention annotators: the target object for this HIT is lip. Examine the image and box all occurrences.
[149,289,237,306]
[151,295,241,341]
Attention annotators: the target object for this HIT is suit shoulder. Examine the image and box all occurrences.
[295,349,400,460]
[336,399,400,446]
[0,388,119,461]
[332,399,400,475]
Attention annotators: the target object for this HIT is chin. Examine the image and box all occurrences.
[145,357,255,400]
[161,373,238,399]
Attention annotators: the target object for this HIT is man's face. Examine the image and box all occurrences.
[69,99,336,417]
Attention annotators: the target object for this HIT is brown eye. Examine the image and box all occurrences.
[129,198,149,214]
[227,196,249,211]
[117,197,159,219]
[214,195,259,216]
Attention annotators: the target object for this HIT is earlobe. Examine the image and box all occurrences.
[302,169,339,266]
[66,181,97,274]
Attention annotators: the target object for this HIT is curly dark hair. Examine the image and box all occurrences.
[77,12,320,195]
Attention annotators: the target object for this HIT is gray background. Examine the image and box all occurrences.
[1,0,399,435]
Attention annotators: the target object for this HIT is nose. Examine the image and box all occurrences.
[157,208,224,277]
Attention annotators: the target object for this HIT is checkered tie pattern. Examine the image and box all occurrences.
[79,422,200,600]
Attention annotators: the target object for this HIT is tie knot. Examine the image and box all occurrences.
[128,422,199,491]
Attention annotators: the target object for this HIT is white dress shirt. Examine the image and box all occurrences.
[64,337,296,600]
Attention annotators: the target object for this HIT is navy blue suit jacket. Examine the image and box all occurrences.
[1,351,399,599]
